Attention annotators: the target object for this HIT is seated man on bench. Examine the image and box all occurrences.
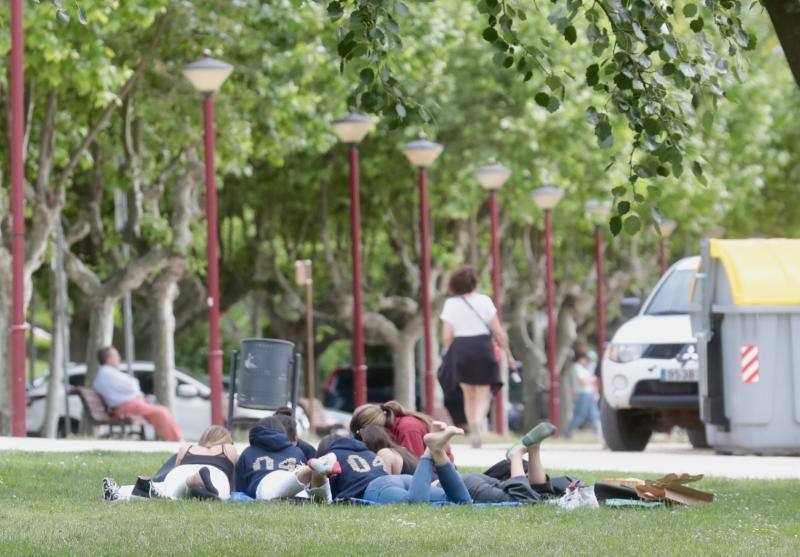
[93,346,183,442]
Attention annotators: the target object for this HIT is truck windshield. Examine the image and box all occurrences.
[645,269,695,315]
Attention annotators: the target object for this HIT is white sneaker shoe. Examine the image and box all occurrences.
[308,453,341,477]
[102,477,120,501]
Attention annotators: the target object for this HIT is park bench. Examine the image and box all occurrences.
[70,386,147,439]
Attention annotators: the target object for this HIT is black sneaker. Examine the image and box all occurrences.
[102,477,120,501]
[132,476,153,499]
[198,467,219,497]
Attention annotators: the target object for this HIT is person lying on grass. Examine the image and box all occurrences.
[463,422,579,503]
[234,416,338,502]
[316,424,471,504]
[102,425,238,501]
[356,424,419,475]
[350,401,455,463]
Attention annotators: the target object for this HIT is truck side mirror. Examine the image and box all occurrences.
[620,297,642,320]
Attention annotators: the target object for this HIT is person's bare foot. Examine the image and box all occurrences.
[431,420,447,432]
[424,426,464,452]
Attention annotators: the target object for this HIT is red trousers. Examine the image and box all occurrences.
[113,396,183,441]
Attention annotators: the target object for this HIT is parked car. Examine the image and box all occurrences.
[601,256,708,451]
[323,364,428,413]
[26,362,323,441]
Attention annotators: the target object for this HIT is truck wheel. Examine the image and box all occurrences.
[601,399,651,452]
[687,427,710,449]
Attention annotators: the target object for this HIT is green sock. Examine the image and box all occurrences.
[521,422,557,446]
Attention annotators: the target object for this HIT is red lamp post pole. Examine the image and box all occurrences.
[418,167,435,416]
[10,0,27,437]
[659,238,668,276]
[488,190,506,435]
[203,95,224,426]
[545,209,559,429]
[349,145,367,408]
[594,224,606,385]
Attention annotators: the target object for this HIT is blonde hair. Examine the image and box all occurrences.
[198,425,233,448]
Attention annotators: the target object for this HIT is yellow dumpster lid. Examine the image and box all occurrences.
[709,239,800,305]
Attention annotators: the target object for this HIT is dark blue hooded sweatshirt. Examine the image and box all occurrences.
[326,438,387,501]
[235,426,307,498]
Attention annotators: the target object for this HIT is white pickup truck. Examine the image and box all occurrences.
[601,256,707,451]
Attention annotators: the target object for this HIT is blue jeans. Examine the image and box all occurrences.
[565,393,601,437]
[363,456,472,504]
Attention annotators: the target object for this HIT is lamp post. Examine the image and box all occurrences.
[332,113,373,408]
[475,163,511,435]
[403,136,444,416]
[659,219,677,276]
[295,260,315,431]
[586,200,611,381]
[183,52,233,426]
[532,187,564,429]
[10,0,27,436]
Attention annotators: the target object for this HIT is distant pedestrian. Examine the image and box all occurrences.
[93,346,183,442]
[563,347,601,440]
[439,266,515,448]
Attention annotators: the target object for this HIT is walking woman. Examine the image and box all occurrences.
[440,266,515,447]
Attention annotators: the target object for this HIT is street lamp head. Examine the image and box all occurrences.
[705,225,726,239]
[586,199,612,220]
[531,187,564,210]
[294,259,312,286]
[402,136,443,168]
[332,113,373,144]
[182,55,233,94]
[660,218,678,238]
[475,163,511,190]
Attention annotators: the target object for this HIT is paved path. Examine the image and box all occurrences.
[2,437,797,480]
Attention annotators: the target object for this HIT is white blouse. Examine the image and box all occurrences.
[440,294,496,337]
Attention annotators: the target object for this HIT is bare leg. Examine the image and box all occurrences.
[474,385,492,426]
[508,445,525,479]
[526,444,547,486]
[460,383,476,424]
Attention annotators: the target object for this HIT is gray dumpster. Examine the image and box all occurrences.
[691,239,800,455]
[226,338,302,427]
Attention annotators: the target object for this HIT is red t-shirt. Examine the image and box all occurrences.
[390,415,455,463]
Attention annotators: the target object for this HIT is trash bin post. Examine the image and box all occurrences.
[226,350,239,430]
[291,353,302,411]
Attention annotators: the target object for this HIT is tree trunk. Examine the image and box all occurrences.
[43,266,68,438]
[391,329,418,408]
[764,0,800,87]
[85,296,117,386]
[150,276,179,410]
[510,313,548,431]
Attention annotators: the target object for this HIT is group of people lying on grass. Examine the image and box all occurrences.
[102,401,573,505]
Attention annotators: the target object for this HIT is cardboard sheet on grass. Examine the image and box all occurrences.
[596,474,714,508]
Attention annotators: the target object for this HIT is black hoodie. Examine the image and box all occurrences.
[234,426,307,498]
[326,437,387,500]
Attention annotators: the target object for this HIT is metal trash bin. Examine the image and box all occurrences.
[691,239,800,455]
[227,338,302,427]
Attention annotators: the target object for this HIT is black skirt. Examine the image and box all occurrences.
[448,335,502,388]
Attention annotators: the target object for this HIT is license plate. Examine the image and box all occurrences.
[660,368,697,382]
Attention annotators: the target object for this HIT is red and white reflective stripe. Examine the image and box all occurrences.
[740,344,760,384]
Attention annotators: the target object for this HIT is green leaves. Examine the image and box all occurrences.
[482,26,498,42]
[586,63,599,86]
[563,25,577,45]
[683,4,698,17]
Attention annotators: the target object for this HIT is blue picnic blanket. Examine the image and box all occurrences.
[228,492,523,507]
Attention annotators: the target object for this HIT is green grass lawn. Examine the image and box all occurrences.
[1,452,799,556]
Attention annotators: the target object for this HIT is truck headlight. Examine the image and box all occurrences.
[607,343,647,363]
